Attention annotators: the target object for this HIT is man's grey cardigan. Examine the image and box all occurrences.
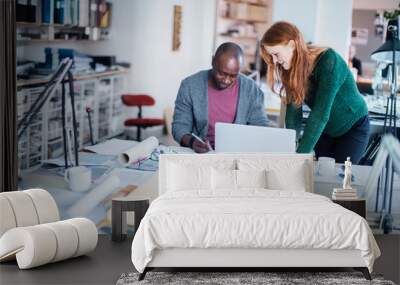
[172,69,268,144]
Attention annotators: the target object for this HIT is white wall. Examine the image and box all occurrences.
[352,9,384,63]
[272,0,319,43]
[271,0,353,59]
[118,0,216,117]
[315,0,353,59]
[99,0,216,117]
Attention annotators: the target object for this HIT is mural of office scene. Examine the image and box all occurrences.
[1,0,400,284]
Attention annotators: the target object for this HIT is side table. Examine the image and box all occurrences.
[112,196,150,242]
[332,198,366,218]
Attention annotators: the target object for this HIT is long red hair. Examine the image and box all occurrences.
[260,21,326,106]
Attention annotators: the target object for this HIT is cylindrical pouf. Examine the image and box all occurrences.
[0,196,17,237]
[24,189,60,223]
[65,218,98,257]
[0,226,57,269]
[0,218,97,269]
[0,191,39,227]
[42,221,79,262]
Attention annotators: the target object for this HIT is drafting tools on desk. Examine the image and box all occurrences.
[86,107,95,145]
[17,58,80,169]
[66,127,75,167]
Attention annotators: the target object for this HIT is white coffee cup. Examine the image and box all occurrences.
[317,157,335,176]
[64,166,92,192]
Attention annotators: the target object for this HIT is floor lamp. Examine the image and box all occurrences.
[17,58,80,169]
[370,20,400,233]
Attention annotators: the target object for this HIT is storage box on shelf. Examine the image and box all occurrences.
[215,0,272,71]
[17,70,128,173]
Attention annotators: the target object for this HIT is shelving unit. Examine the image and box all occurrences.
[17,70,128,173]
[17,38,105,44]
[16,22,109,42]
[215,0,273,71]
[16,0,111,42]
[16,1,118,173]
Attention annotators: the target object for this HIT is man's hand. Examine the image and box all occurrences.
[192,138,211,153]
[180,134,211,153]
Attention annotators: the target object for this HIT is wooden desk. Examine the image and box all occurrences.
[357,77,373,84]
[356,77,374,94]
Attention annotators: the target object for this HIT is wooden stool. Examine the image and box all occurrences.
[111,197,150,242]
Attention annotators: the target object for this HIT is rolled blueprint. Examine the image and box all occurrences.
[66,175,120,218]
[118,136,159,167]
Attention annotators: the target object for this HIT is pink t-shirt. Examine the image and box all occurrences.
[206,81,239,148]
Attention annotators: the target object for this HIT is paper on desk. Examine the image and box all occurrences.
[66,174,121,218]
[128,159,159,172]
[83,138,139,155]
[118,137,159,166]
[158,145,194,154]
[127,144,195,171]
[42,152,115,166]
[110,168,154,187]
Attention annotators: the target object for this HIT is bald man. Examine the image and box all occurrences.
[172,42,269,153]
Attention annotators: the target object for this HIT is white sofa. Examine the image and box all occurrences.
[0,189,98,269]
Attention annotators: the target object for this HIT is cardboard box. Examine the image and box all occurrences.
[247,5,267,21]
[228,2,248,19]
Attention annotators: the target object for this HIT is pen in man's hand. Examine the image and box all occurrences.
[191,133,213,151]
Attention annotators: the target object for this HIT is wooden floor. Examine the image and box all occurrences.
[1,234,399,285]
[374,234,400,284]
[0,235,134,285]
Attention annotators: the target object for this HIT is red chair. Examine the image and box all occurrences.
[122,94,165,141]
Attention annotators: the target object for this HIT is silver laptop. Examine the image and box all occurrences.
[215,123,296,153]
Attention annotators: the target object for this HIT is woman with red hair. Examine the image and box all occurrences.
[260,21,369,164]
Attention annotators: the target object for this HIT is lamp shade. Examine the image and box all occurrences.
[371,38,400,63]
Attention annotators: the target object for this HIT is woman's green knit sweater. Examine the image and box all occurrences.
[285,48,368,153]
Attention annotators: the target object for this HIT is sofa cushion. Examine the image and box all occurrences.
[0,189,60,238]
[0,196,17,237]
[0,191,39,228]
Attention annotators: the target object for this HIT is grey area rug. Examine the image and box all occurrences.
[116,272,396,285]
